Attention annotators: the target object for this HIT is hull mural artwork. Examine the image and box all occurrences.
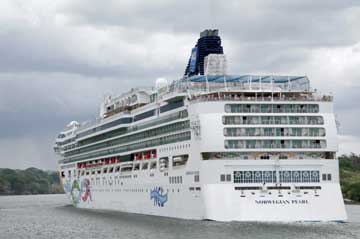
[150,187,168,207]
[81,178,92,202]
[69,178,92,206]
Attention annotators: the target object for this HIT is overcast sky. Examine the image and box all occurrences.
[0,0,360,169]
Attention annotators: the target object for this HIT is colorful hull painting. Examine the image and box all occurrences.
[68,178,92,206]
[150,187,168,207]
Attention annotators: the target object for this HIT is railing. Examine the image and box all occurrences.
[189,93,332,103]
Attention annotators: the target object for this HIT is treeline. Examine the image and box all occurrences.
[339,154,360,202]
[0,167,64,195]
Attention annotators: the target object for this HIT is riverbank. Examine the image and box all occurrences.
[339,154,360,203]
[0,168,63,195]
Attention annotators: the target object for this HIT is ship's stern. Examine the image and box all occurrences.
[200,159,347,222]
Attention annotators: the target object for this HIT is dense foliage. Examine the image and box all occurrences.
[0,167,63,195]
[339,154,360,202]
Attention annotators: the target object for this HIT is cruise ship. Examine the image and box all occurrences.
[54,29,347,222]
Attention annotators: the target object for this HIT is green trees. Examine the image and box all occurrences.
[339,154,360,203]
[0,168,63,195]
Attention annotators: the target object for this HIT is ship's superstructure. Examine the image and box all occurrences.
[54,30,347,222]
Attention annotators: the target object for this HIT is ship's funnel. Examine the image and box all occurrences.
[184,29,224,77]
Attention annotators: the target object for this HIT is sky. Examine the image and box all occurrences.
[0,0,360,170]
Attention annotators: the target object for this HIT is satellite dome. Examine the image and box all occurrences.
[67,121,79,127]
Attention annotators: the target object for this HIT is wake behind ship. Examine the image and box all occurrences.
[54,29,347,222]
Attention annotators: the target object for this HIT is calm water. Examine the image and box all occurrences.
[0,194,359,239]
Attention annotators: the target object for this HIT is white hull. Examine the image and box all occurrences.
[63,159,347,222]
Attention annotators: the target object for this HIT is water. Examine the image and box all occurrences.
[0,194,359,239]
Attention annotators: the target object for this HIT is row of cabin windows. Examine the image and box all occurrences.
[223,116,324,125]
[225,104,319,114]
[107,100,184,122]
[63,131,191,163]
[202,152,335,160]
[77,117,133,139]
[73,110,189,148]
[233,170,320,183]
[159,143,191,152]
[225,139,326,149]
[78,162,157,176]
[100,100,184,132]
[65,120,190,157]
[69,154,190,178]
[224,127,326,137]
[60,110,188,149]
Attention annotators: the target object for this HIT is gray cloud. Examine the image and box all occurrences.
[62,1,360,46]
[0,0,359,169]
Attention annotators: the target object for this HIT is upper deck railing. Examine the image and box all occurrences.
[189,92,332,103]
[163,74,332,102]
[167,75,311,94]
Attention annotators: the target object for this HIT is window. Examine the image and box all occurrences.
[133,164,140,171]
[172,154,188,167]
[134,109,155,122]
[142,162,148,170]
[194,175,200,182]
[327,174,332,181]
[311,171,320,182]
[159,157,169,171]
[220,174,225,182]
[260,155,270,160]
[160,100,184,113]
[150,161,157,170]
[226,174,231,182]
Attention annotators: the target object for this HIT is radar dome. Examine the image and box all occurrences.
[67,121,79,127]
